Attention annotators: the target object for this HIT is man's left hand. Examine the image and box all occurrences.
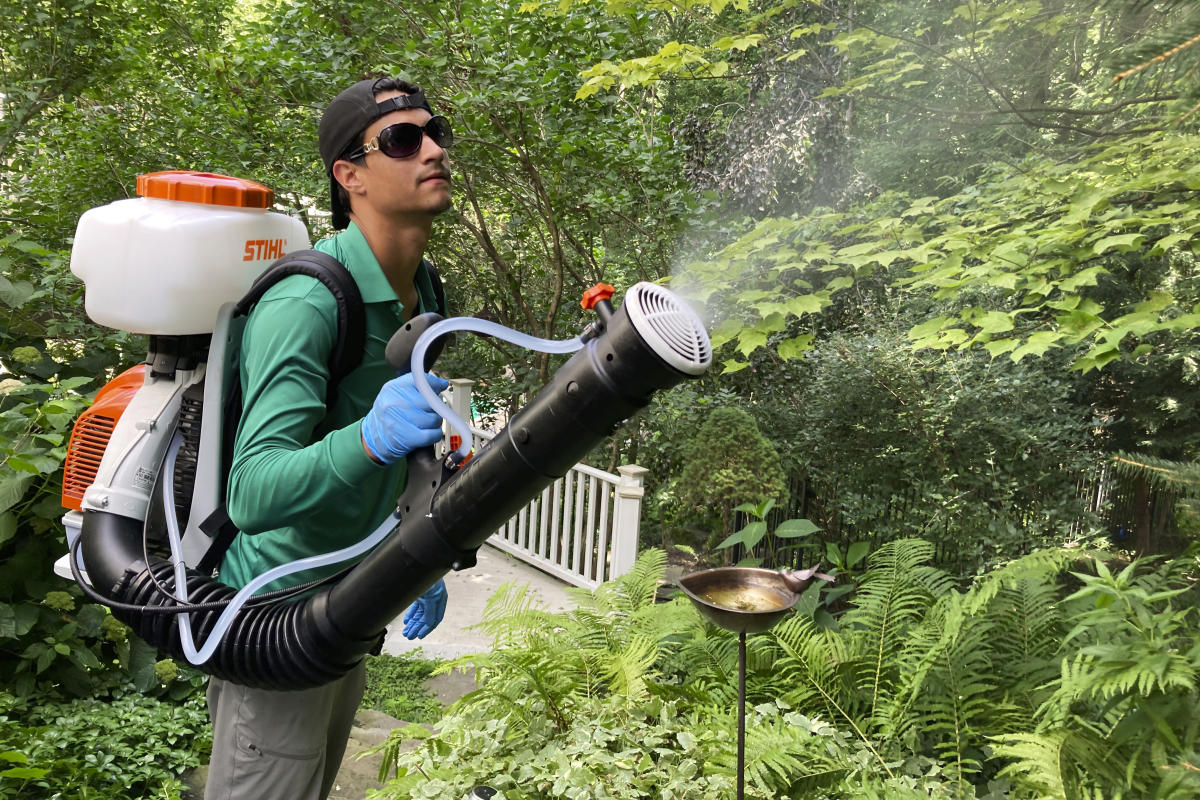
[403,579,448,639]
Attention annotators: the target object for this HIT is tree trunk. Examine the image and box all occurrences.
[1133,474,1152,555]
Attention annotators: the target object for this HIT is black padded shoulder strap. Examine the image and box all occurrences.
[235,249,365,405]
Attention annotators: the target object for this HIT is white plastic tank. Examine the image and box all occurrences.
[71,171,310,334]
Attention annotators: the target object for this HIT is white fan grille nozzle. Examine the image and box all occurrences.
[624,283,712,376]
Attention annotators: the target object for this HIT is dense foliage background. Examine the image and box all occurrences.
[3,0,1200,796]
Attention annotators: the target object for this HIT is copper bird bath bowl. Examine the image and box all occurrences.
[678,567,802,633]
[678,566,827,800]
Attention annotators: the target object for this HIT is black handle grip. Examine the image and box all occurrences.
[385,312,446,374]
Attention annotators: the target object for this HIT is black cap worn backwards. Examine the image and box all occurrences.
[318,77,432,229]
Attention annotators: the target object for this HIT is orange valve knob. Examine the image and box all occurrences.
[581,283,615,310]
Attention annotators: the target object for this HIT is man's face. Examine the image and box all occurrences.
[352,90,453,219]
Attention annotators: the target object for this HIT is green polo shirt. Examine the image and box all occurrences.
[218,222,439,592]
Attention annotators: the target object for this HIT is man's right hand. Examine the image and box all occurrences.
[361,373,450,464]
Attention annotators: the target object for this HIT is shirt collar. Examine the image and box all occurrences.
[325,222,397,304]
[320,222,437,313]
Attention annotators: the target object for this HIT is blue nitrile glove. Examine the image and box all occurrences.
[403,579,448,639]
[361,372,450,464]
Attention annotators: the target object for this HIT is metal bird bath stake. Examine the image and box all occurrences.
[678,566,831,800]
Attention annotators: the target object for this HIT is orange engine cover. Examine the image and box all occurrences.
[61,365,147,511]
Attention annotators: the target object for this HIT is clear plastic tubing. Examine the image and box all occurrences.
[162,319,583,664]
[411,318,584,462]
[161,434,399,666]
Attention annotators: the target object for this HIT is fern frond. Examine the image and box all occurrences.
[994,728,1124,800]
[987,578,1067,709]
[768,613,898,778]
[468,580,555,647]
[993,730,1075,800]
[1053,643,1198,710]
[601,633,659,700]
[442,549,688,738]
[586,547,667,616]
[881,593,1000,788]
[672,625,740,704]
[705,706,846,796]
[1111,451,1200,497]
[771,613,854,722]
[963,547,1077,616]
[842,539,951,721]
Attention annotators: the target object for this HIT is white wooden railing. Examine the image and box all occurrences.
[445,379,645,590]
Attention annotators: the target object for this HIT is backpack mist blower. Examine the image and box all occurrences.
[60,171,712,690]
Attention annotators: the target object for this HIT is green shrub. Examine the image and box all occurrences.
[361,653,442,724]
[0,688,211,800]
[369,545,1200,799]
[675,406,788,553]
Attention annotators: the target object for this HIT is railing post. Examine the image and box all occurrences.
[446,378,474,449]
[610,465,648,580]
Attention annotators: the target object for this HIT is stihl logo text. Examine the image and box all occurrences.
[243,239,287,261]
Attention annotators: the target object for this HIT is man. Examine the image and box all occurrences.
[204,76,456,800]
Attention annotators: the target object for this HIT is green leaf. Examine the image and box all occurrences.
[0,276,35,308]
[0,513,15,548]
[0,473,34,516]
[709,318,744,348]
[908,315,950,340]
[716,521,767,551]
[0,603,39,639]
[845,541,869,568]
[1065,184,1105,223]
[1058,309,1105,342]
[983,338,1019,357]
[786,294,828,317]
[1072,344,1123,372]
[1134,291,1174,313]
[1092,233,1145,255]
[736,327,768,356]
[971,310,1014,335]
[777,334,814,360]
[1150,231,1193,254]
[126,636,161,692]
[1009,330,1065,362]
[1058,266,1105,292]
[713,34,764,51]
[774,518,820,538]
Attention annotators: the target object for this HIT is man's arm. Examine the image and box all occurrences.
[226,288,384,534]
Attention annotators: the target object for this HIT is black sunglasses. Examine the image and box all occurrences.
[346,116,454,161]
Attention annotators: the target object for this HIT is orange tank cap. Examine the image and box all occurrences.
[136,171,274,209]
[581,282,615,310]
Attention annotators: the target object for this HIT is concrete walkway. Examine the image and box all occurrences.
[381,542,577,660]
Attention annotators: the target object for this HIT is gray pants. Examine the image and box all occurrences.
[203,661,367,800]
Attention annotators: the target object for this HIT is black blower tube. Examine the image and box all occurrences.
[79,284,710,689]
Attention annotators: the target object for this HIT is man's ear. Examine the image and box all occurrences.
[332,159,366,199]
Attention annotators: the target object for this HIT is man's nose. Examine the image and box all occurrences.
[420,133,448,161]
